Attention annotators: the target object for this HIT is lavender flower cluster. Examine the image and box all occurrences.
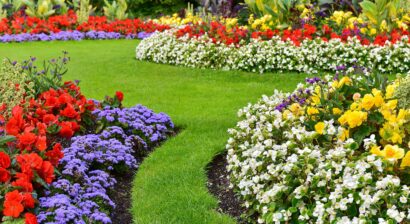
[93,105,174,145]
[0,31,153,43]
[274,78,320,111]
[37,105,174,224]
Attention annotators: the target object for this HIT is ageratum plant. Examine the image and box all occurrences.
[227,71,410,223]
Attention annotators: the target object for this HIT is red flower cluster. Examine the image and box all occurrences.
[1,81,95,222]
[0,10,170,35]
[77,16,170,34]
[176,21,248,45]
[175,21,410,47]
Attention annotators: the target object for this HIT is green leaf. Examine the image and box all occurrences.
[0,135,15,145]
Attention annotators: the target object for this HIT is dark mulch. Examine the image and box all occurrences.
[207,153,247,223]
[109,128,180,224]
[110,171,135,224]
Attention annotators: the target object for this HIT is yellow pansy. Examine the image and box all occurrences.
[338,110,367,128]
[307,107,319,115]
[361,94,375,110]
[381,144,405,160]
[370,145,383,157]
[350,102,362,110]
[391,132,403,144]
[289,103,304,116]
[386,84,395,98]
[371,89,384,107]
[400,151,410,168]
[315,122,325,134]
[332,108,342,115]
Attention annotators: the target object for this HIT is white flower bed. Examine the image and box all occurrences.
[226,78,410,223]
[136,31,410,74]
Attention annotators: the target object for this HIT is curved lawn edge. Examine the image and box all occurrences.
[0,40,309,224]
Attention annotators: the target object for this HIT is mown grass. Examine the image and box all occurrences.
[0,40,310,223]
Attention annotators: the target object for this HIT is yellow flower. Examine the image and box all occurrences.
[371,89,384,107]
[386,84,395,99]
[381,144,404,160]
[338,76,351,88]
[332,108,342,115]
[338,127,349,141]
[315,122,325,134]
[370,145,383,157]
[289,103,304,116]
[350,102,362,110]
[391,132,403,144]
[361,94,375,110]
[338,110,367,128]
[369,28,377,36]
[307,107,319,115]
[400,151,410,168]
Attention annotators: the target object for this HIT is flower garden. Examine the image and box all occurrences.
[1,0,410,223]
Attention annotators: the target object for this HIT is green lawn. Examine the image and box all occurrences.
[0,40,309,224]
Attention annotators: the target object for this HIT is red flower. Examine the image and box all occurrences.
[3,190,24,218]
[59,121,75,138]
[60,103,79,119]
[0,167,10,182]
[22,193,35,208]
[115,91,124,101]
[6,106,25,136]
[18,132,37,146]
[0,151,11,168]
[25,212,38,224]
[42,114,58,124]
[12,173,33,192]
[17,153,43,175]
[35,135,47,151]
[46,143,64,166]
[38,161,54,184]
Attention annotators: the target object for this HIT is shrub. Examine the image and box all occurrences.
[0,60,35,118]
[394,75,410,109]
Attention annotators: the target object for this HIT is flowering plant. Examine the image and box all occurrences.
[226,71,410,223]
[137,31,410,74]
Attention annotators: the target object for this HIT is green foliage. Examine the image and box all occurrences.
[359,0,410,31]
[23,0,69,18]
[394,75,410,110]
[245,0,300,29]
[127,0,190,17]
[103,0,128,21]
[0,60,35,118]
[71,0,95,23]
[21,52,70,96]
[0,0,25,18]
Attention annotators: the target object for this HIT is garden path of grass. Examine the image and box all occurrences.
[0,40,309,224]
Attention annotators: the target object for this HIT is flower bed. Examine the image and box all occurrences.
[0,55,174,223]
[0,10,169,43]
[136,31,410,74]
[226,70,410,223]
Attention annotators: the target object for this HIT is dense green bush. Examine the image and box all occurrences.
[395,75,410,109]
[0,60,35,118]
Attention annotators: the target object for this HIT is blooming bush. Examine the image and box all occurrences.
[136,31,410,74]
[226,71,410,223]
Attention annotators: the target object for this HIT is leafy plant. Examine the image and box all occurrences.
[359,0,409,31]
[245,0,301,29]
[71,0,95,23]
[18,52,70,95]
[103,0,128,21]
